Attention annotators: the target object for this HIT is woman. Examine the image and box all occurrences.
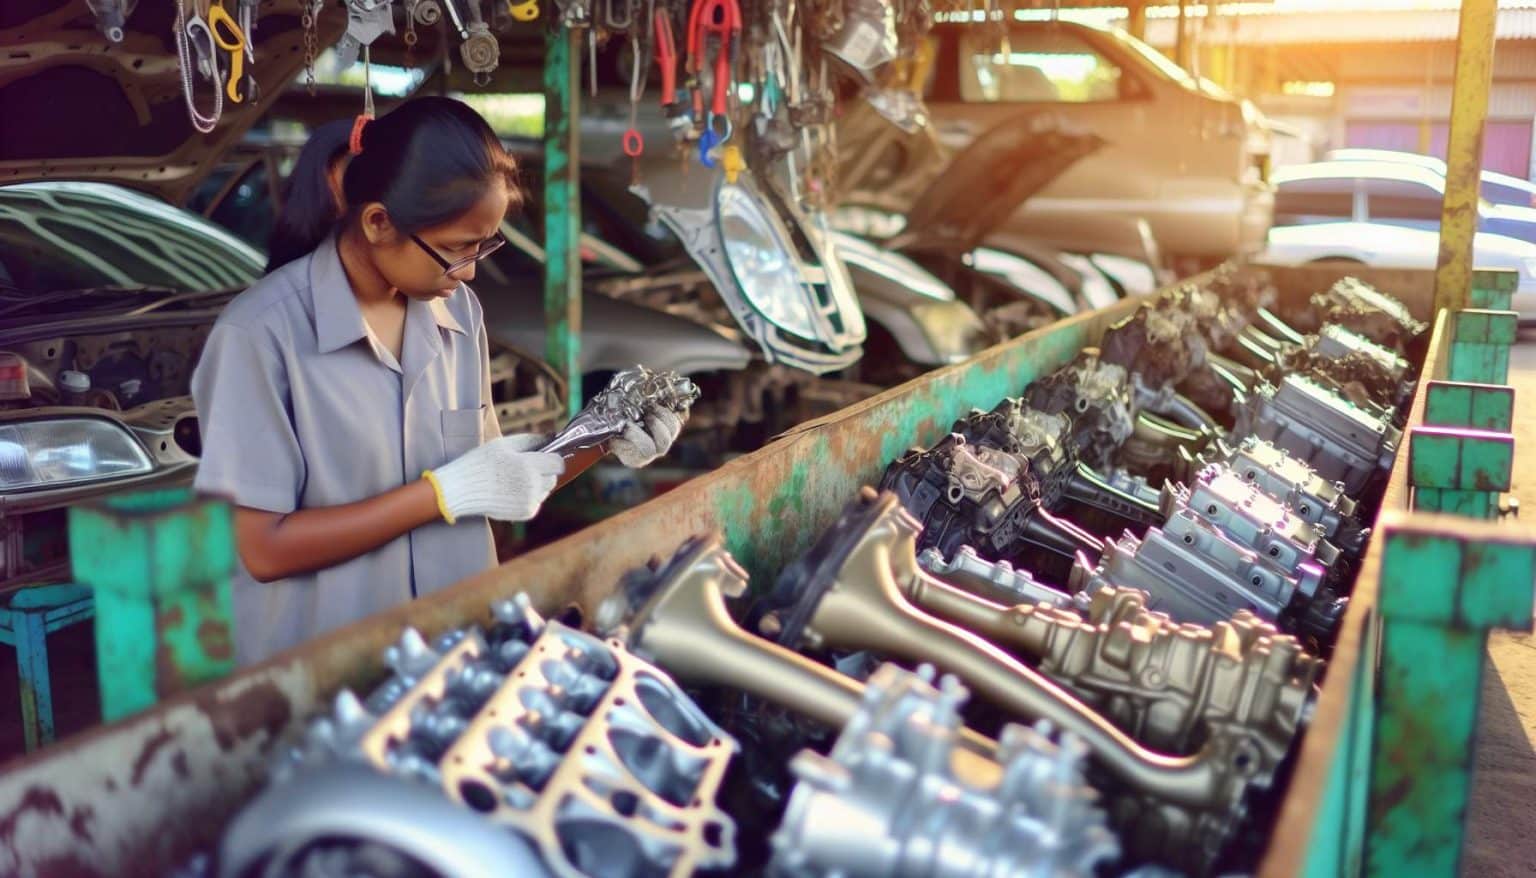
[192,97,680,665]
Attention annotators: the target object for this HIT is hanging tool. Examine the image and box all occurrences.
[86,0,137,42]
[457,1,501,85]
[206,2,248,103]
[302,0,322,95]
[622,24,647,164]
[601,0,635,30]
[686,0,740,167]
[336,0,396,69]
[236,0,259,100]
[175,0,223,133]
[507,0,539,21]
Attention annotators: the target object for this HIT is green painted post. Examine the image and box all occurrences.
[1367,514,1536,878]
[1423,380,1514,432]
[67,488,236,722]
[1447,309,1517,385]
[1469,269,1517,311]
[1302,611,1380,877]
[543,24,583,418]
[1408,424,1513,519]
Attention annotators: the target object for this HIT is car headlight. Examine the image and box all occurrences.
[717,184,819,339]
[0,418,154,491]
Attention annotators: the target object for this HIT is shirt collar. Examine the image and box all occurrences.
[310,234,469,352]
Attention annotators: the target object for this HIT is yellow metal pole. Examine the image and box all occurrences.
[1434,0,1498,315]
[1127,0,1148,41]
[1175,0,1189,70]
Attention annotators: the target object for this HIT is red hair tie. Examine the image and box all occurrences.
[349,113,374,156]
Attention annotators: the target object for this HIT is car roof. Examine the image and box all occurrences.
[1484,170,1536,193]
[1325,148,1447,175]
[1273,160,1445,189]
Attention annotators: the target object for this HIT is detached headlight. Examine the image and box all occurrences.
[717,184,819,339]
[0,418,153,491]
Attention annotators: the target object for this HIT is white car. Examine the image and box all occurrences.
[1259,221,1536,319]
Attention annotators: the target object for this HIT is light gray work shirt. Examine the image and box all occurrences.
[192,234,501,666]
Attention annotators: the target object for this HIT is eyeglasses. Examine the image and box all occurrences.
[410,231,507,276]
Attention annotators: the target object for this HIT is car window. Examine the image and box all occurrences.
[1361,178,1443,228]
[1274,178,1355,226]
[957,26,1124,103]
[0,184,263,294]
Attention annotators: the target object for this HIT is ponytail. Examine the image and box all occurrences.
[264,97,520,274]
[266,118,353,272]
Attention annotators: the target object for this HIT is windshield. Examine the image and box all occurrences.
[1101,26,1199,91]
[0,182,264,295]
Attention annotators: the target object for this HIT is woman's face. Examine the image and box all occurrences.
[361,178,511,300]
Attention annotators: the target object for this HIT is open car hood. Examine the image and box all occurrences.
[0,0,342,204]
[632,160,866,375]
[837,103,1102,256]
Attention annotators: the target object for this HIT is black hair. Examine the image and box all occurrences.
[266,97,520,272]
[266,118,351,272]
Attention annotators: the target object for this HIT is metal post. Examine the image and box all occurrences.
[1175,0,1189,70]
[68,488,236,722]
[544,25,584,418]
[1434,0,1498,315]
[1126,0,1147,41]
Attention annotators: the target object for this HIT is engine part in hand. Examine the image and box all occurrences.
[770,664,1121,878]
[1233,374,1400,495]
[917,544,1080,610]
[757,488,1270,871]
[879,433,1104,564]
[541,365,700,457]
[242,596,737,878]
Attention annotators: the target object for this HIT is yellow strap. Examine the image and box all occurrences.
[421,470,456,525]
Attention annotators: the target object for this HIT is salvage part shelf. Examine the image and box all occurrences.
[0,264,1515,876]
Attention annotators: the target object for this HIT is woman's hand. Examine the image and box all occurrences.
[609,409,684,468]
[426,433,566,523]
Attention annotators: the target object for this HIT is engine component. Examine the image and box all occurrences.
[541,365,700,456]
[757,488,1273,871]
[1165,466,1342,574]
[1213,437,1368,556]
[1291,276,1427,354]
[879,433,1104,563]
[770,664,1121,878]
[1072,508,1325,631]
[952,399,1163,529]
[1314,323,1411,383]
[1099,301,1205,392]
[1021,351,1135,472]
[917,544,1081,609]
[900,575,1319,784]
[242,597,738,878]
[1233,374,1401,495]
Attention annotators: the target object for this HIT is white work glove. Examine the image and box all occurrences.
[609,408,684,468]
[425,433,564,524]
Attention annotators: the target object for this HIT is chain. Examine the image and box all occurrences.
[175,0,223,132]
[302,0,320,95]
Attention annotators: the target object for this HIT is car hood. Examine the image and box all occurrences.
[837,103,1102,256]
[0,0,343,204]
[479,282,752,377]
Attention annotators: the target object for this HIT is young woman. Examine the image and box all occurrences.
[192,97,680,665]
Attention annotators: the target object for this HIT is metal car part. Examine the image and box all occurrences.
[1233,373,1401,495]
[756,488,1273,869]
[540,365,700,457]
[1210,437,1368,556]
[917,544,1080,610]
[821,0,898,79]
[1021,352,1135,472]
[1072,509,1323,628]
[878,433,1104,563]
[1100,301,1206,392]
[769,664,1121,878]
[1314,323,1411,383]
[249,597,738,878]
[1164,466,1342,573]
[1292,276,1428,354]
[219,763,552,878]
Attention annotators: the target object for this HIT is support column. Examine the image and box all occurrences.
[544,25,584,418]
[1434,0,1498,315]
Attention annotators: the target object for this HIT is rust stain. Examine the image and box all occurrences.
[130,729,175,787]
[171,751,190,780]
[196,681,293,752]
[0,786,95,847]
[197,620,233,661]
[160,604,185,629]
[154,642,186,694]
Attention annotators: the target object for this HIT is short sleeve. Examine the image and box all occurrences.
[191,323,305,513]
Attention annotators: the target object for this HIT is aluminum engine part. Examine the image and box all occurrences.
[953,399,1164,528]
[900,577,1320,790]
[757,488,1272,871]
[1165,466,1342,573]
[917,544,1081,609]
[879,433,1104,563]
[541,365,701,456]
[1314,323,1411,382]
[1099,302,1205,391]
[250,597,738,878]
[1216,437,1368,556]
[1071,508,1323,629]
[1292,277,1427,354]
[769,663,1120,878]
[1022,352,1135,472]
[1233,374,1401,495]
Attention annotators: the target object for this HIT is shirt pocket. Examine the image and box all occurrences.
[440,406,487,460]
